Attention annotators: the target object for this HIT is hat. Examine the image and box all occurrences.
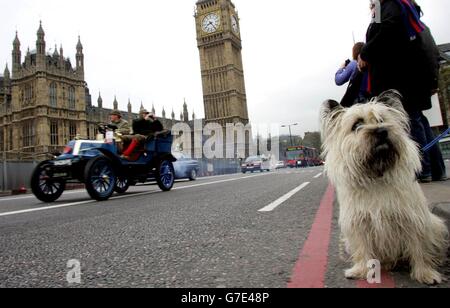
[140,109,150,115]
[110,110,122,117]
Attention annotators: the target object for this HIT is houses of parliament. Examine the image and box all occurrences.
[0,0,250,161]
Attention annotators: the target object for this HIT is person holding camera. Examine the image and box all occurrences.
[121,109,164,160]
[132,109,163,137]
[335,42,365,86]
[335,42,368,107]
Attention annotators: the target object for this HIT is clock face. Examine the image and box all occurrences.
[202,13,221,34]
[231,15,239,34]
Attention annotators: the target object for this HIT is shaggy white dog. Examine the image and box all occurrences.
[320,90,448,285]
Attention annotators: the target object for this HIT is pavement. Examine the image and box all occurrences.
[0,164,448,288]
[423,161,450,230]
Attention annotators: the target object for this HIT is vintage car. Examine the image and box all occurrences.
[30,125,176,202]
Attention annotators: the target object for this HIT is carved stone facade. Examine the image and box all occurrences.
[1,1,252,162]
[0,23,194,161]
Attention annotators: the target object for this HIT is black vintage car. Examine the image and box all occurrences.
[31,125,176,202]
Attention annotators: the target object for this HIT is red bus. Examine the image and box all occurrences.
[285,146,322,168]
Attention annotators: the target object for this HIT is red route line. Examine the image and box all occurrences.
[286,182,397,288]
[287,184,335,288]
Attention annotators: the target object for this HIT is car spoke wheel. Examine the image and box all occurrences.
[114,177,130,194]
[85,157,116,201]
[156,160,174,191]
[31,161,66,203]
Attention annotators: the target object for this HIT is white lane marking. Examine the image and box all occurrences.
[0,173,274,218]
[0,200,95,217]
[0,190,162,218]
[258,182,310,213]
[0,190,86,202]
[174,173,270,190]
[314,172,323,179]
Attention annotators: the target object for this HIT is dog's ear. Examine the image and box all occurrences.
[321,100,344,121]
[320,100,344,138]
[377,90,405,112]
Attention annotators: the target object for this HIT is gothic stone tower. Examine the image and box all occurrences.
[6,22,88,159]
[195,0,249,126]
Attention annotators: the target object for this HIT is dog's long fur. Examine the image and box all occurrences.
[320,90,448,284]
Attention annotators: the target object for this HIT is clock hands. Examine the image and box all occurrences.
[208,21,217,31]
[202,14,220,33]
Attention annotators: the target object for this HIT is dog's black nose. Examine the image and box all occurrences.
[375,128,389,140]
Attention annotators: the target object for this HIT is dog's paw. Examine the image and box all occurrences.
[411,268,443,285]
[344,266,368,280]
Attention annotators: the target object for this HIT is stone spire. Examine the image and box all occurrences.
[113,96,118,110]
[53,44,59,57]
[183,98,189,122]
[25,47,31,67]
[162,107,166,119]
[76,36,84,79]
[4,64,10,81]
[36,21,46,55]
[12,31,21,74]
[59,44,65,67]
[97,92,103,108]
[13,31,20,49]
[128,99,132,113]
[128,99,133,124]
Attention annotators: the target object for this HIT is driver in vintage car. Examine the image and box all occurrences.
[109,110,131,135]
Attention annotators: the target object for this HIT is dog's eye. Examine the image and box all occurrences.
[352,119,364,132]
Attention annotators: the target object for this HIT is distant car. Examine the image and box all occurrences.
[173,152,200,181]
[275,161,286,169]
[241,156,271,173]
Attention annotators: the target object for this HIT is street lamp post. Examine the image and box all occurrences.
[281,123,298,146]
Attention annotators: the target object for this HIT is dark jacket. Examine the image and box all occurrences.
[132,118,164,136]
[360,0,431,111]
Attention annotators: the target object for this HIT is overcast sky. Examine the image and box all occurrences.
[1,0,449,136]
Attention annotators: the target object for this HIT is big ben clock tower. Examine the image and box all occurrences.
[195,0,249,126]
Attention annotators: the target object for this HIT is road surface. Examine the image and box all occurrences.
[0,167,448,288]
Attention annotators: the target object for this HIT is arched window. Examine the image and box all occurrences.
[49,82,57,107]
[22,121,35,148]
[20,88,24,106]
[68,86,76,110]
[50,120,59,145]
[24,84,32,106]
[69,122,77,140]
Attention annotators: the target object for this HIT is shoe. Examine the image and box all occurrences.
[121,154,140,161]
[419,175,432,183]
[433,176,448,182]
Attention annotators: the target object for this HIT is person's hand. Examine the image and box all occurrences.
[341,62,347,69]
[358,55,368,71]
